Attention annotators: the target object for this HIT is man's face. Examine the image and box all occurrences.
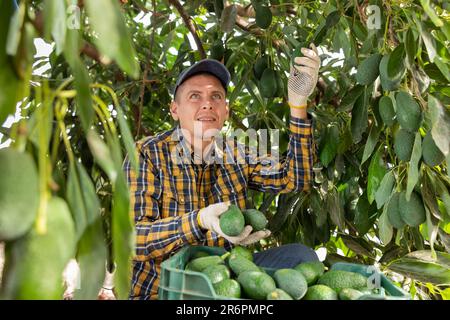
[170,73,229,141]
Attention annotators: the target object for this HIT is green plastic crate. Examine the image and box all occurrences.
[159,246,231,300]
[330,262,410,300]
[159,245,410,300]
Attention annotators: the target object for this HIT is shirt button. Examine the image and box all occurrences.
[179,196,185,204]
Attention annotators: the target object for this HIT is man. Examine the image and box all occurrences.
[124,44,321,299]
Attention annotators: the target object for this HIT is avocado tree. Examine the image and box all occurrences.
[0,0,449,300]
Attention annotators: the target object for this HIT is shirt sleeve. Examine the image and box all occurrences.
[124,142,205,262]
[247,116,314,193]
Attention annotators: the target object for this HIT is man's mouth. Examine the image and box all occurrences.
[196,116,217,122]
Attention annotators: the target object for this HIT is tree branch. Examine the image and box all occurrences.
[167,0,206,59]
[32,11,104,64]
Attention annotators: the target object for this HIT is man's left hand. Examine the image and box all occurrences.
[288,43,321,107]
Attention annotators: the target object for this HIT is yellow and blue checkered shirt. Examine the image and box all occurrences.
[124,116,313,299]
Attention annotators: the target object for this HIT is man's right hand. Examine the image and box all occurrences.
[198,202,253,244]
[198,202,272,245]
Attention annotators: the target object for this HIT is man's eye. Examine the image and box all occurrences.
[190,93,200,99]
[212,94,222,100]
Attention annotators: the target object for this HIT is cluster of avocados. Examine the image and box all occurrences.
[219,204,269,236]
[184,246,382,300]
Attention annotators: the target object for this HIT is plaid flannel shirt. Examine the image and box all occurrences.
[124,116,313,299]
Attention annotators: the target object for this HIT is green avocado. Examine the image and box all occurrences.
[303,284,338,300]
[273,268,308,300]
[396,91,422,133]
[398,191,426,227]
[294,261,325,286]
[219,204,245,236]
[355,53,382,85]
[243,209,268,231]
[394,128,415,161]
[317,270,368,293]
[422,132,445,167]
[237,270,276,300]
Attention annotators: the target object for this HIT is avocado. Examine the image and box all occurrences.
[303,284,338,300]
[317,270,368,293]
[220,204,245,236]
[273,268,308,300]
[187,255,224,272]
[379,96,396,126]
[339,288,364,300]
[254,56,268,80]
[213,279,241,298]
[398,191,426,227]
[267,288,294,300]
[294,261,325,286]
[379,54,402,91]
[229,246,254,261]
[259,68,277,98]
[356,53,382,85]
[210,40,224,61]
[243,209,268,231]
[255,5,272,29]
[191,250,210,260]
[422,132,445,167]
[228,255,260,276]
[394,128,415,161]
[387,192,406,229]
[1,197,76,299]
[396,91,422,133]
[0,148,39,241]
[202,264,231,284]
[237,270,277,300]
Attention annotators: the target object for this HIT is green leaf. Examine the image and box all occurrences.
[388,250,450,285]
[325,10,341,29]
[84,0,139,78]
[387,44,405,79]
[310,189,327,227]
[379,205,393,245]
[375,170,395,210]
[319,124,339,167]
[428,95,450,157]
[367,149,387,205]
[64,30,94,131]
[220,4,237,33]
[337,85,364,112]
[434,56,450,82]
[351,89,368,143]
[0,0,26,125]
[111,171,134,300]
[405,29,418,67]
[418,22,437,62]
[406,132,422,200]
[361,122,381,165]
[86,130,118,182]
[419,0,443,27]
[327,188,345,231]
[76,162,101,226]
[353,195,372,235]
[74,218,107,300]
[66,163,88,241]
[43,0,66,54]
[116,106,138,173]
[160,21,176,37]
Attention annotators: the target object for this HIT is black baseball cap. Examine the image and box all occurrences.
[172,59,231,97]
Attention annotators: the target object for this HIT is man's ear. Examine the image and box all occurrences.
[170,101,179,121]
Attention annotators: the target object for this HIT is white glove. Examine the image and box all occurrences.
[288,43,321,107]
[198,202,253,244]
[239,229,271,246]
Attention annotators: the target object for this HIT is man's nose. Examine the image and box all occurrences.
[201,99,213,110]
